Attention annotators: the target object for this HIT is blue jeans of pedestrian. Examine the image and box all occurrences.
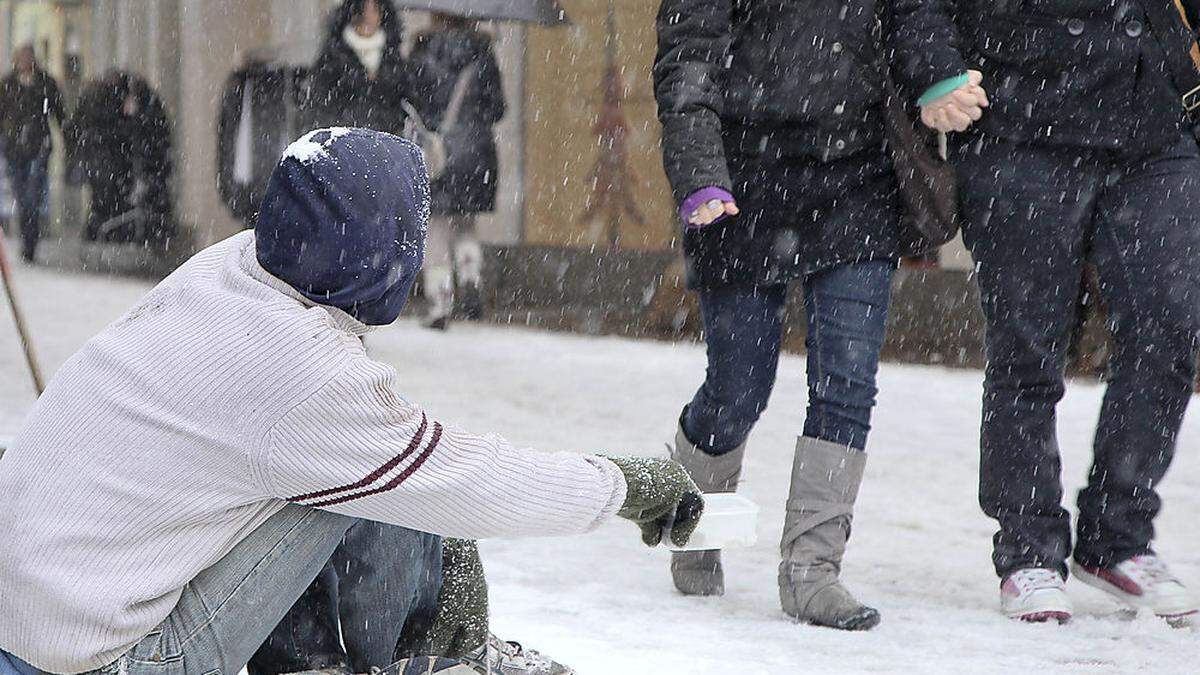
[5,152,49,260]
[956,133,1200,578]
[682,260,895,455]
[1,507,442,675]
[250,522,442,673]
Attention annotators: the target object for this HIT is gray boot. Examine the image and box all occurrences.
[669,423,746,596]
[778,436,880,631]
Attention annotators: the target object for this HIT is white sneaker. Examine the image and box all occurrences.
[1000,568,1073,623]
[1071,555,1198,627]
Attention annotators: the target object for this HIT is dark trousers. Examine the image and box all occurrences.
[956,134,1200,578]
[6,152,48,260]
[682,260,894,454]
[249,522,443,673]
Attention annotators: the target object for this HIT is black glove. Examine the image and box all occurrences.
[605,456,704,547]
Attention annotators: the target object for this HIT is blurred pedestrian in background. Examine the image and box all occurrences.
[0,45,65,263]
[408,12,506,329]
[69,71,173,246]
[217,50,301,227]
[309,0,409,136]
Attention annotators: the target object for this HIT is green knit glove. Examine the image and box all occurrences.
[605,456,704,547]
[427,538,489,659]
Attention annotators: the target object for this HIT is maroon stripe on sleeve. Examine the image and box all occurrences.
[305,422,442,509]
[287,414,428,503]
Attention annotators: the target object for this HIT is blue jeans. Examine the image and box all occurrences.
[250,522,442,673]
[957,133,1200,577]
[5,152,49,260]
[682,260,894,454]
[1,508,441,675]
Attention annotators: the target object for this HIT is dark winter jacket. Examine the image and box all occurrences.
[654,0,945,203]
[218,63,306,224]
[256,128,430,326]
[654,0,942,287]
[890,0,1200,153]
[69,71,172,181]
[0,68,65,161]
[69,71,173,229]
[408,27,506,215]
[309,0,409,136]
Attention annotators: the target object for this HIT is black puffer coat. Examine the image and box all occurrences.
[218,63,303,224]
[0,68,65,162]
[408,28,506,215]
[653,0,938,288]
[309,0,408,136]
[69,71,173,242]
[891,0,1200,154]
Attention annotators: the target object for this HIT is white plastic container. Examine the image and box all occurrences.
[668,493,760,552]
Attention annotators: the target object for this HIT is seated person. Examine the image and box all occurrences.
[0,128,702,675]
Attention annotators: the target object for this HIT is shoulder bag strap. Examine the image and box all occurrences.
[1138,0,1200,112]
[440,62,478,133]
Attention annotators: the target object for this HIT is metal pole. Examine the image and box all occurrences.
[0,235,46,395]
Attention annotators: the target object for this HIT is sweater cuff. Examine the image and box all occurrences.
[680,186,735,228]
[582,456,628,531]
[917,72,970,107]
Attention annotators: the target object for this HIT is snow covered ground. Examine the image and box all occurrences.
[2,257,1198,673]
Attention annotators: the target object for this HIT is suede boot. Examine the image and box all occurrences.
[669,423,746,596]
[778,436,880,630]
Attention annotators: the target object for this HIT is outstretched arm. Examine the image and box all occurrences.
[263,359,627,540]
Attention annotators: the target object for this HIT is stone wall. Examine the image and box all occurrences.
[479,244,1112,376]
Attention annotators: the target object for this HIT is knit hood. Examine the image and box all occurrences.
[254,127,430,325]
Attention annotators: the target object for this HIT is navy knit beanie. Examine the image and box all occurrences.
[255,127,430,325]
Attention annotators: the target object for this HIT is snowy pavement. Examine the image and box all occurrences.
[2,258,1198,673]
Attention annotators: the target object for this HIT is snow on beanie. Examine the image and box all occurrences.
[255,127,431,325]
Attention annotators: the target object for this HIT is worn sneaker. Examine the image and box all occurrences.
[461,634,575,675]
[1000,568,1073,623]
[285,668,355,675]
[1071,555,1198,627]
[374,657,477,675]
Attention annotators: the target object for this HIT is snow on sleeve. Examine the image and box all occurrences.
[263,357,627,539]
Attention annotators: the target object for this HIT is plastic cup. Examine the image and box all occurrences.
[668,493,760,552]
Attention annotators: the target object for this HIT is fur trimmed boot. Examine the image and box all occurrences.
[668,423,746,596]
[778,436,880,631]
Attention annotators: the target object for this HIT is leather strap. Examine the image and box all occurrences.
[779,503,853,556]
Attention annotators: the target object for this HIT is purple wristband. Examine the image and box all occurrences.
[680,186,735,229]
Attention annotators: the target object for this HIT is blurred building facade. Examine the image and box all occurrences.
[0,0,527,250]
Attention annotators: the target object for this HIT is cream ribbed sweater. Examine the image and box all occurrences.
[0,232,626,673]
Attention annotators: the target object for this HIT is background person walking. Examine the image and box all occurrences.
[408,12,506,329]
[0,46,65,263]
[309,0,410,136]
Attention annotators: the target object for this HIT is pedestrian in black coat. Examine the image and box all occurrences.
[652,0,986,632]
[0,46,65,262]
[408,14,507,328]
[309,0,409,136]
[892,0,1200,622]
[69,70,173,245]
